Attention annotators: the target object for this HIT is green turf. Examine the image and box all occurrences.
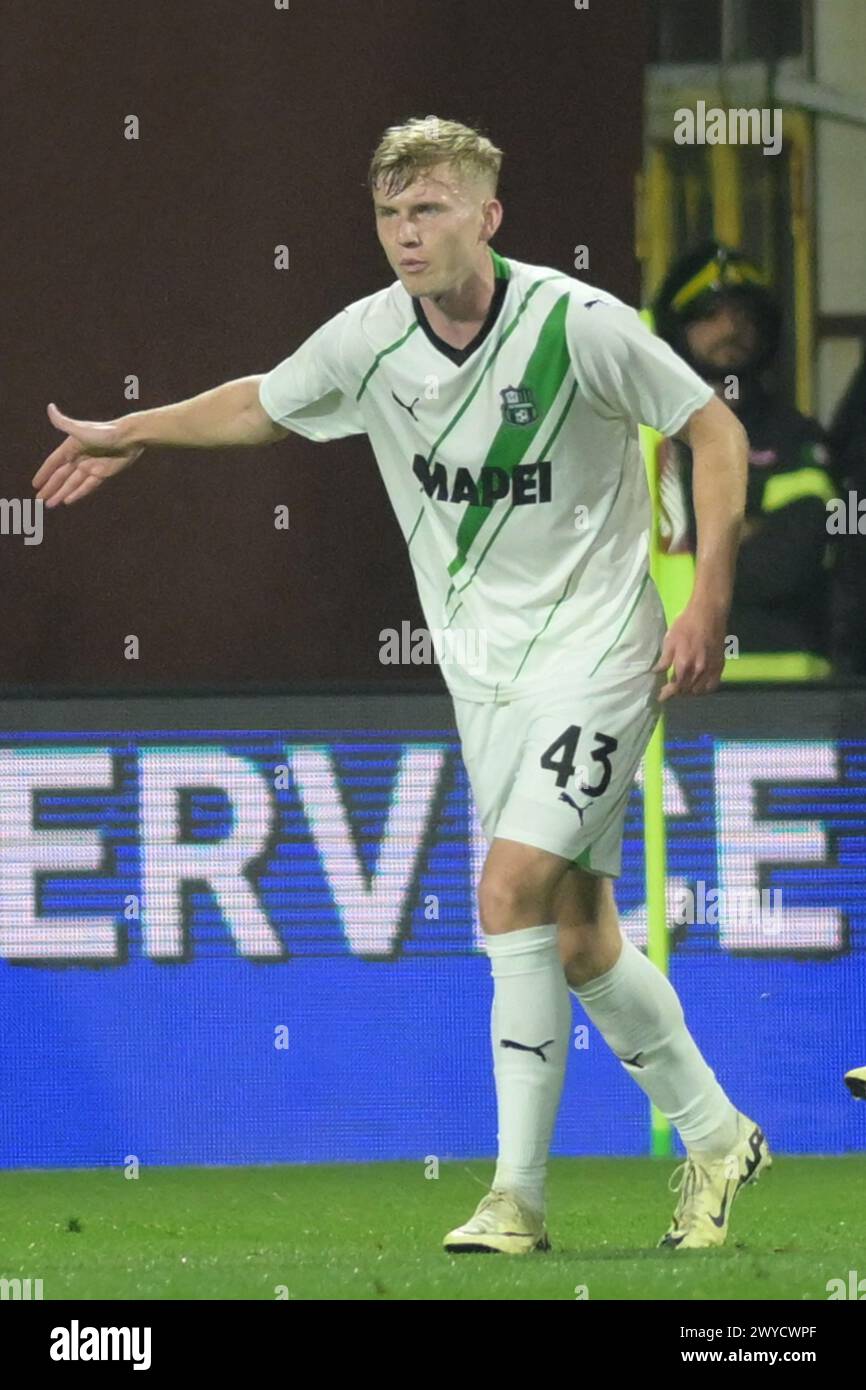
[1,1157,864,1300]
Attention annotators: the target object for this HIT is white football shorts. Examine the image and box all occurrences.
[454,624,665,877]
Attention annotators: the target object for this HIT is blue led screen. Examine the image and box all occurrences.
[2,693,864,1168]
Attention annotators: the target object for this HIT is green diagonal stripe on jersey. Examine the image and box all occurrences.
[443,380,579,627]
[427,274,565,466]
[445,291,572,585]
[355,321,420,402]
[408,268,566,575]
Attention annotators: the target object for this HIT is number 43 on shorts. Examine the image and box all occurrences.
[540,724,619,798]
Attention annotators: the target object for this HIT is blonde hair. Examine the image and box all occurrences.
[368,115,503,197]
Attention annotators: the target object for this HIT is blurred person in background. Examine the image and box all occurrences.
[828,353,866,677]
[651,242,836,680]
[829,360,866,1099]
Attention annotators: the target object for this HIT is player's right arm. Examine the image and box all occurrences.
[35,308,363,508]
[33,376,287,508]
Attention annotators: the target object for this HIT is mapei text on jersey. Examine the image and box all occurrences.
[412,455,552,506]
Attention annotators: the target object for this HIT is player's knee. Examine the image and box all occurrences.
[559,926,603,984]
[478,864,559,934]
[557,877,622,984]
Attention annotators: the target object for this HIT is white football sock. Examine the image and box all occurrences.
[485,923,573,1214]
[571,936,739,1157]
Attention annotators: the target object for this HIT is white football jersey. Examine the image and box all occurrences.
[259,248,713,702]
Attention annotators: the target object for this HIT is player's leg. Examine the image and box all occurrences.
[556,867,740,1150]
[443,835,574,1254]
[445,665,661,1254]
[481,837,578,1196]
[555,866,771,1247]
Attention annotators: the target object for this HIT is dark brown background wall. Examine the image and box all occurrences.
[3,0,648,693]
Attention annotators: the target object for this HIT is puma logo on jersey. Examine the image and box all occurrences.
[412,455,552,507]
[392,391,421,420]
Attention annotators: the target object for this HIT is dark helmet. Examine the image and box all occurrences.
[652,240,782,378]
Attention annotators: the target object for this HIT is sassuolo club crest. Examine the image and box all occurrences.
[500,384,538,426]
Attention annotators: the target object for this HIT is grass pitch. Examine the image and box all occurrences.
[2,1157,863,1301]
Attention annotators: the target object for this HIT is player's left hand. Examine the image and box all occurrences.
[653,600,727,701]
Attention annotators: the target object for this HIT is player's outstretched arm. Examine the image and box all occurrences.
[33,375,288,508]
